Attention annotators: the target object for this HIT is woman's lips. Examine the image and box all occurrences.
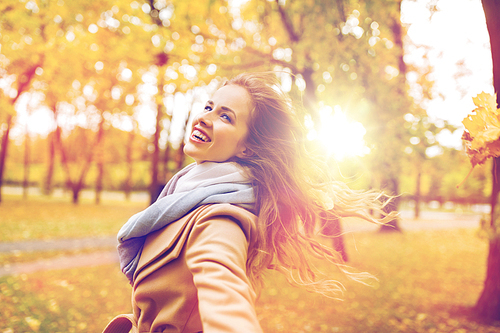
[191,128,211,142]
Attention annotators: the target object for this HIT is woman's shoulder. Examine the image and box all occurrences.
[190,204,258,239]
[136,204,257,283]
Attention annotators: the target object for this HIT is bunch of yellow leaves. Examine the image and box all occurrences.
[459,92,500,186]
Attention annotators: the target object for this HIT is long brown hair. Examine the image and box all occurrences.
[227,72,394,297]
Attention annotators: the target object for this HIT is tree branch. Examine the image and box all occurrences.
[275,0,300,42]
[244,47,300,73]
[336,0,346,23]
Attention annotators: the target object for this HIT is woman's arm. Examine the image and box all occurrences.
[185,214,263,333]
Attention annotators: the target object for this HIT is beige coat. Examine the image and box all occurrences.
[103,204,263,333]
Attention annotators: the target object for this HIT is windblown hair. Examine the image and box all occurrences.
[226,72,396,297]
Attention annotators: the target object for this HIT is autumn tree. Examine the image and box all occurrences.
[139,0,235,203]
[474,0,500,322]
[31,1,150,203]
[21,95,37,199]
[0,0,45,203]
[222,0,410,230]
[401,93,456,217]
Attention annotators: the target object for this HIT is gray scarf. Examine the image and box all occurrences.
[117,162,255,284]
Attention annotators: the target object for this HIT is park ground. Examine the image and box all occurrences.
[1,189,500,332]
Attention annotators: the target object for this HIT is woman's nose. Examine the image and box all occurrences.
[197,111,213,127]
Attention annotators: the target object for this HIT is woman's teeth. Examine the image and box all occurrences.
[193,129,210,142]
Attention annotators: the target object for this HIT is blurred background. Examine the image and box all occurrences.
[0,0,494,211]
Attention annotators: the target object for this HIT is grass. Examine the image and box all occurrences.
[1,196,500,332]
[257,229,497,333]
[0,194,147,242]
[0,265,131,333]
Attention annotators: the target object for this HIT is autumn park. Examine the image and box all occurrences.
[1,0,500,331]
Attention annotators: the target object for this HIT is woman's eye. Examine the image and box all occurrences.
[204,105,212,112]
[221,114,232,122]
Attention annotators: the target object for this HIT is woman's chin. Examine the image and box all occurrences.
[183,143,195,158]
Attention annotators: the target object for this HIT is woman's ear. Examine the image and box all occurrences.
[237,148,254,158]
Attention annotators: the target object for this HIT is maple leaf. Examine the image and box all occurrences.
[458,92,500,187]
[472,91,498,114]
[462,92,500,166]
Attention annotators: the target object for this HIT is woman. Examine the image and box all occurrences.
[103,72,393,333]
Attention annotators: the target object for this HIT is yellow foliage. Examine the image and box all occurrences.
[24,317,41,332]
[462,92,500,167]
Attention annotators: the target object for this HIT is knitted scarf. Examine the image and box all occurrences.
[117,162,255,284]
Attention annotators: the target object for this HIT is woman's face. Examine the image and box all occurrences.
[184,84,253,164]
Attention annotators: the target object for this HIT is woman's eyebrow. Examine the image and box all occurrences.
[221,106,237,119]
[206,100,237,120]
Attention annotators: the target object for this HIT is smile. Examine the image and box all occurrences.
[192,129,211,142]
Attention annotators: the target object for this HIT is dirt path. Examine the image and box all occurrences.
[0,236,117,253]
[0,251,118,277]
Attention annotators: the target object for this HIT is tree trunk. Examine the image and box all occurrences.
[162,144,171,181]
[71,143,97,205]
[95,160,103,205]
[52,115,76,202]
[379,175,402,232]
[322,218,348,262]
[175,105,192,171]
[475,0,500,321]
[43,131,56,196]
[94,121,105,205]
[44,102,59,196]
[150,96,162,205]
[475,231,500,322]
[0,114,13,203]
[491,158,500,225]
[124,130,135,201]
[379,0,406,233]
[0,64,40,203]
[23,120,30,199]
[299,64,354,249]
[301,65,321,130]
[415,169,422,219]
[53,124,73,194]
[77,113,105,205]
[71,185,80,204]
[335,0,346,22]
[160,100,173,183]
[53,111,103,204]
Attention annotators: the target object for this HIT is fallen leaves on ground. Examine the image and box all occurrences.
[2,229,499,332]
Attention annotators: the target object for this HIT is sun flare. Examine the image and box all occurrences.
[308,105,370,160]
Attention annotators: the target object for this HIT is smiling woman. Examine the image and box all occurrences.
[183,84,253,164]
[103,72,395,333]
